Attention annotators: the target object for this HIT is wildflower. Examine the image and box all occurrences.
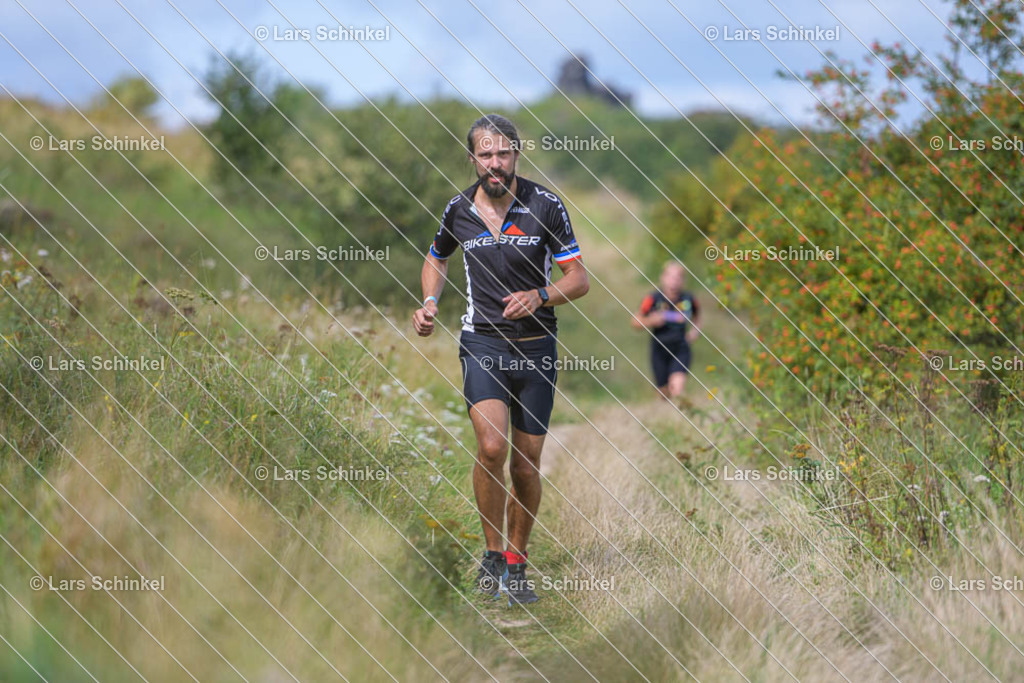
[37,249,49,258]
[164,287,195,303]
[973,474,990,483]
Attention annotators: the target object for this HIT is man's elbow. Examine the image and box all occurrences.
[577,270,590,298]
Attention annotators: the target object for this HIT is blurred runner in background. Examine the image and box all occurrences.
[632,261,700,401]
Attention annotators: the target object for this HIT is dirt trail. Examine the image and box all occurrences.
[523,396,903,680]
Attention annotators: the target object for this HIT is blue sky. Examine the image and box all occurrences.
[0,0,976,129]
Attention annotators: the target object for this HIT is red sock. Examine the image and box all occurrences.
[504,550,528,566]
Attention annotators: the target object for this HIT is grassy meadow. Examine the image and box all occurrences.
[3,8,1024,678]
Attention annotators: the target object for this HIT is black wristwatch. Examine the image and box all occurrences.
[536,287,550,306]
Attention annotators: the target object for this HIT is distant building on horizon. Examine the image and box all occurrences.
[555,54,633,107]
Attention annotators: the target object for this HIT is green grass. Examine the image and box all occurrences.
[3,92,1023,680]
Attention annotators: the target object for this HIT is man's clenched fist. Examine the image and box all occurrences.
[413,301,439,336]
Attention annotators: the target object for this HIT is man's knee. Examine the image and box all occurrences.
[509,452,541,483]
[477,435,508,471]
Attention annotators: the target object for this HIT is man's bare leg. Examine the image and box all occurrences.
[506,428,546,557]
[468,399,510,551]
[667,371,686,398]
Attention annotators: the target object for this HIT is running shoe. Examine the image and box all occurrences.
[475,551,505,596]
[500,563,540,605]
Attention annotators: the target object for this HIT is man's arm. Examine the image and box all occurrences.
[631,293,664,329]
[502,258,589,319]
[631,309,666,329]
[685,298,701,342]
[413,254,448,336]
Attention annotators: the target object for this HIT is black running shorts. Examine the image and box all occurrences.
[458,331,558,435]
[651,339,691,387]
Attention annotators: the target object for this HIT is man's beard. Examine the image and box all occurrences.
[479,168,514,198]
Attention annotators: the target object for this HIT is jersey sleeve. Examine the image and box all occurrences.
[428,196,461,259]
[545,195,582,265]
[639,293,656,315]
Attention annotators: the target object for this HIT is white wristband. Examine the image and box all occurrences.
[423,295,438,307]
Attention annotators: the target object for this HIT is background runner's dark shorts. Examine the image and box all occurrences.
[651,339,691,387]
[459,331,558,435]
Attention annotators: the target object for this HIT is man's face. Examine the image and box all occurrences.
[661,264,685,293]
[470,129,518,199]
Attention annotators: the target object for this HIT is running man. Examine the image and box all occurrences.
[412,114,589,606]
[632,261,700,400]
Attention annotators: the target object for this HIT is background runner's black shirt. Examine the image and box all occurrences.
[428,177,582,339]
[639,290,699,346]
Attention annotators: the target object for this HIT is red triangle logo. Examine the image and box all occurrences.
[504,224,525,235]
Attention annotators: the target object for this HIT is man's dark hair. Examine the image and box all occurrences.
[466,114,520,154]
